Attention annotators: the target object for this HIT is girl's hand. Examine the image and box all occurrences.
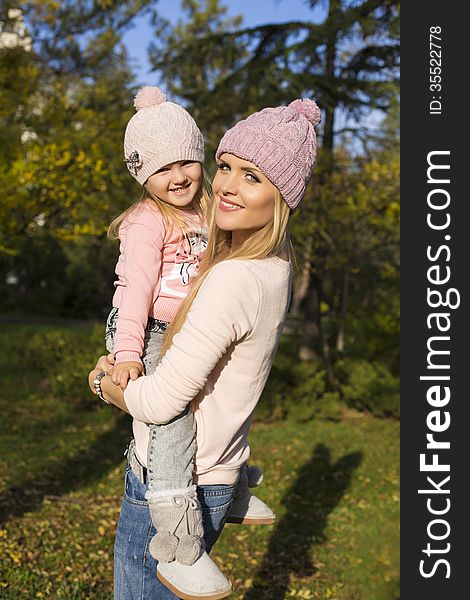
[108,361,144,390]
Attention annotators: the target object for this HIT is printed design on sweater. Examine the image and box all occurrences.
[160,228,208,297]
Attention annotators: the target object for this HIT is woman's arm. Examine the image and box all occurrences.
[88,354,130,411]
[122,261,260,424]
[88,366,130,413]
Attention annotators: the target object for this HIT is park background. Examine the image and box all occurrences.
[0,1,399,598]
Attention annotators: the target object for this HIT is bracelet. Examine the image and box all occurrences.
[93,371,110,405]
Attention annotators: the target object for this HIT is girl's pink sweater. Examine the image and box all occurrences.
[112,200,207,364]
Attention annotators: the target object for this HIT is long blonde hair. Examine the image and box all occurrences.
[160,188,292,356]
[107,167,212,239]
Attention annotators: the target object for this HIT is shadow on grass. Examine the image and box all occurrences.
[244,443,362,600]
[0,413,131,525]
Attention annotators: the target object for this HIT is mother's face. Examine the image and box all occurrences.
[212,153,276,245]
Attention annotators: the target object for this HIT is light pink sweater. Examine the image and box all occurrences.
[112,200,207,363]
[125,257,292,485]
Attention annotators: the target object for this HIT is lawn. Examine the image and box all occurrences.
[0,322,399,599]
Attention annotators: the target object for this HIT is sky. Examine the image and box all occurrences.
[123,0,321,85]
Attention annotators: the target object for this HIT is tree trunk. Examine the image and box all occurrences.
[298,0,338,361]
[291,236,312,318]
[299,269,339,390]
[299,269,321,360]
[336,268,349,353]
[321,319,339,390]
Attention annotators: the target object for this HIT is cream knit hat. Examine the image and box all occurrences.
[123,86,205,185]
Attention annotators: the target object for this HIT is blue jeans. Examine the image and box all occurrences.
[114,464,236,600]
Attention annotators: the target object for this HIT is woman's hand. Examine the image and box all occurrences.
[93,353,115,372]
[88,355,130,414]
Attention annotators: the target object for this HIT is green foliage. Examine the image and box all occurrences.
[151,0,399,153]
[0,2,146,256]
[256,329,399,422]
[337,358,400,418]
[1,322,105,407]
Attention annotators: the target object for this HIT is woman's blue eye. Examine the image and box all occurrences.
[246,173,260,183]
[217,163,229,171]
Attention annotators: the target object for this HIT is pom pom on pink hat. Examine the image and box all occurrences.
[288,98,321,126]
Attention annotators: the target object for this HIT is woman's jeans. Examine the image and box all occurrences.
[105,308,196,492]
[114,463,235,599]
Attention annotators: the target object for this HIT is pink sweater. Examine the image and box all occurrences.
[112,200,207,363]
[125,257,292,485]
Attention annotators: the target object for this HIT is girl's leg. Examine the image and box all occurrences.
[141,322,201,565]
[114,458,236,600]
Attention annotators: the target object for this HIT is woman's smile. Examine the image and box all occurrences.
[218,196,245,211]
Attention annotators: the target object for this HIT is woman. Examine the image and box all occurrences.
[89,98,321,600]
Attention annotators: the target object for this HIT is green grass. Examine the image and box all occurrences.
[0,323,399,599]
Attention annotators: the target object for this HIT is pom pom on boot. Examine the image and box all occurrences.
[149,531,178,563]
[147,486,204,566]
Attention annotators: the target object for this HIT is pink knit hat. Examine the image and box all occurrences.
[124,86,205,185]
[216,99,321,210]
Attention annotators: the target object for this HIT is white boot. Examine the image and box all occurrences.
[157,551,232,600]
[226,464,276,525]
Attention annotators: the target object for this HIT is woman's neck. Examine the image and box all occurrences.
[230,229,255,250]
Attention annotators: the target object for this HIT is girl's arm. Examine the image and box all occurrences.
[121,261,260,424]
[113,208,164,365]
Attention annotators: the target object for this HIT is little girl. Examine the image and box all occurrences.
[104,86,210,570]
[102,87,273,591]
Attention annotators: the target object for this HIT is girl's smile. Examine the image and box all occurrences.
[169,182,192,196]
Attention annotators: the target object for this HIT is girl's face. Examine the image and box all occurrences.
[212,153,276,245]
[147,161,202,208]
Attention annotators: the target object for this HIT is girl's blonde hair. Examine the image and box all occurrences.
[107,166,212,240]
[160,188,292,356]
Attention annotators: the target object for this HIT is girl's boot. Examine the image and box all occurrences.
[226,463,276,525]
[157,551,232,600]
[148,487,232,599]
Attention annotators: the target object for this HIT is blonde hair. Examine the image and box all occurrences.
[107,167,212,239]
[160,189,292,356]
